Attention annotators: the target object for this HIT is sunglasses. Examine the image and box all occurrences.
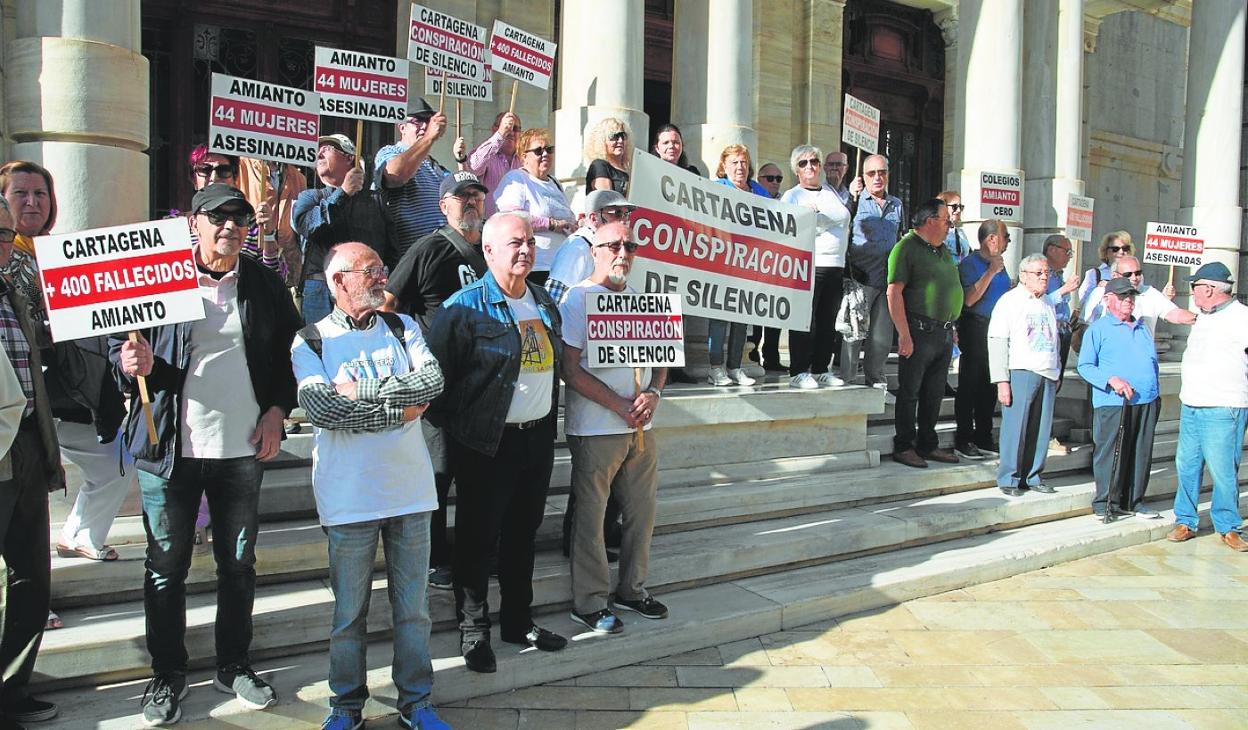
[760,175,783,183]
[200,209,254,227]
[796,159,820,169]
[1107,245,1129,253]
[599,207,632,219]
[1022,269,1050,277]
[595,241,639,253]
[608,131,629,142]
[864,169,887,178]
[526,145,555,157]
[341,265,389,279]
[948,203,965,212]
[193,164,235,178]
[1119,270,1143,277]
[0,228,15,244]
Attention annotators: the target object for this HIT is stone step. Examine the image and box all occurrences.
[34,439,1239,691]
[32,489,1239,729]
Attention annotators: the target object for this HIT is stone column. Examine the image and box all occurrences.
[552,0,648,186]
[1177,0,1245,283]
[793,0,846,157]
[6,0,149,231]
[954,0,1024,274]
[1022,0,1085,263]
[934,7,961,188]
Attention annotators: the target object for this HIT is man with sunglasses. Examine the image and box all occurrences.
[546,190,635,307]
[1079,255,1195,339]
[375,99,450,259]
[112,183,302,726]
[757,163,784,199]
[559,222,668,634]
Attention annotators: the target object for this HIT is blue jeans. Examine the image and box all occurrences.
[138,456,263,675]
[326,512,434,714]
[707,320,747,368]
[1174,405,1248,534]
[997,370,1056,488]
[302,278,333,324]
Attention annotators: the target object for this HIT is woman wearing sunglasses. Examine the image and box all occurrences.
[584,118,633,195]
[936,191,970,264]
[494,128,577,286]
[1078,230,1134,309]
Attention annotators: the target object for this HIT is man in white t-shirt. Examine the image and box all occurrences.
[559,222,669,634]
[291,243,449,730]
[1081,255,1195,338]
[545,189,635,306]
[1168,262,1248,551]
[988,254,1061,496]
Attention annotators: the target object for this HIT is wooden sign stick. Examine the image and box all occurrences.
[634,368,645,453]
[438,77,446,113]
[354,119,365,170]
[854,148,863,199]
[509,80,518,114]
[456,99,462,138]
[129,332,159,445]
[1167,264,1176,290]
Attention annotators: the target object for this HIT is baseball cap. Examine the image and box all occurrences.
[191,183,254,215]
[439,170,488,198]
[584,189,635,215]
[1186,261,1234,284]
[1105,277,1139,297]
[317,133,356,156]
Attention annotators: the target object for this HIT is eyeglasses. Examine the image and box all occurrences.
[0,228,15,243]
[193,164,235,178]
[1119,270,1143,278]
[341,265,389,279]
[598,207,631,220]
[863,169,887,178]
[1021,269,1050,277]
[525,145,555,157]
[200,209,254,227]
[1052,246,1072,254]
[595,240,639,253]
[948,203,965,212]
[1193,282,1216,293]
[760,175,783,183]
[404,115,433,125]
[608,131,628,142]
[1107,245,1129,253]
[797,159,820,169]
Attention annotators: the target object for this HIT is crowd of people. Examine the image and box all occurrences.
[0,96,1243,729]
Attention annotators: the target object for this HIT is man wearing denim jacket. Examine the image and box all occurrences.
[426,212,568,675]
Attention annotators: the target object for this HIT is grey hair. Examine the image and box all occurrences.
[482,211,532,247]
[788,145,824,175]
[1042,234,1069,253]
[1111,255,1139,273]
[1201,280,1234,294]
[1020,253,1048,271]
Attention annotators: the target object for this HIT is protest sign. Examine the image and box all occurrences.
[1065,194,1095,242]
[627,150,816,331]
[315,46,409,123]
[489,19,556,91]
[407,4,488,82]
[978,170,1023,221]
[1143,222,1204,268]
[585,292,684,369]
[426,61,494,102]
[209,73,318,166]
[842,94,880,154]
[34,218,204,343]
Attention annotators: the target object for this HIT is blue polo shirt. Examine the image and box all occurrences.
[1076,315,1160,408]
[958,252,1011,318]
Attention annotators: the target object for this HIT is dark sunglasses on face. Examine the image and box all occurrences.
[200,209,254,227]
[526,145,555,157]
[595,240,639,253]
[608,131,628,142]
[193,164,235,178]
[1120,270,1143,277]
[948,203,965,212]
[0,228,16,243]
[796,159,820,169]
[864,169,887,178]
[760,175,783,183]
[1107,245,1128,253]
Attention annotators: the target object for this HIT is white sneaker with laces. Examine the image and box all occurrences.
[790,373,819,390]
[728,368,756,386]
[706,366,732,386]
[884,391,896,405]
[814,373,845,387]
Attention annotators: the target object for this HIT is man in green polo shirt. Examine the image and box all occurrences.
[886,198,965,468]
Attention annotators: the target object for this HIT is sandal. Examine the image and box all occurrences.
[55,542,119,561]
[45,611,63,630]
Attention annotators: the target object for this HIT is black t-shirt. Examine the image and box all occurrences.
[585,159,630,195]
[385,226,488,333]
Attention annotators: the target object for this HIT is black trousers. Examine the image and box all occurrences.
[790,267,844,376]
[895,324,953,453]
[0,429,50,704]
[748,326,782,366]
[422,420,454,569]
[450,419,554,643]
[954,314,995,448]
[1091,400,1161,513]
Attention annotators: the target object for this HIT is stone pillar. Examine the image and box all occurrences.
[552,0,648,186]
[954,0,1024,274]
[1177,0,1245,283]
[934,7,961,187]
[1022,0,1085,264]
[793,0,846,157]
[6,0,149,231]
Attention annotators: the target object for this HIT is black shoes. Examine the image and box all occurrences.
[427,565,452,590]
[1000,487,1025,497]
[571,609,624,634]
[4,697,56,724]
[501,625,568,652]
[462,639,497,673]
[612,595,669,620]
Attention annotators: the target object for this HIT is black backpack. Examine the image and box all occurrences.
[299,311,406,359]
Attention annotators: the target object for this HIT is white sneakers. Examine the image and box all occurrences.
[790,372,845,389]
[870,382,897,405]
[727,368,756,386]
[707,367,756,386]
[814,373,844,387]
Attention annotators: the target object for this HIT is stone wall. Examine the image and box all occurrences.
[0,0,13,163]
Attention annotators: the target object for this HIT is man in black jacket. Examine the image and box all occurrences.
[112,184,301,727]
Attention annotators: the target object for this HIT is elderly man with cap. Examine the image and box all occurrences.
[545,189,635,307]
[1168,262,1248,550]
[112,183,302,726]
[375,99,450,260]
[293,133,398,324]
[1076,277,1162,520]
[382,170,489,590]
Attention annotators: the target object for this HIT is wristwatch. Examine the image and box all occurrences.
[644,387,662,398]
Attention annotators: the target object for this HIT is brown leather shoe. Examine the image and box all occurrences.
[892,449,928,469]
[1221,531,1248,552]
[1166,524,1197,542]
[918,448,959,464]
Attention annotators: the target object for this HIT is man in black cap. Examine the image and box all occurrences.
[293,133,398,325]
[1169,261,1248,550]
[112,183,302,726]
[382,170,489,589]
[374,99,450,259]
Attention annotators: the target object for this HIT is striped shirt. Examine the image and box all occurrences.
[374,145,448,259]
[0,287,34,418]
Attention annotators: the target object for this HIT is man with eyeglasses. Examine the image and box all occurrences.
[294,134,398,325]
[1079,255,1195,339]
[1041,235,1081,382]
[757,163,784,199]
[375,99,450,259]
[1077,277,1163,521]
[291,242,450,730]
[823,151,851,205]
[1168,262,1248,550]
[112,183,302,726]
[988,254,1061,497]
[953,220,1012,462]
[382,170,490,591]
[558,221,669,635]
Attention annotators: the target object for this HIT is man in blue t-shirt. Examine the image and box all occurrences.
[953,220,1011,461]
[374,98,450,259]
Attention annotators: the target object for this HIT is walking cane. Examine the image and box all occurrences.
[1103,395,1130,524]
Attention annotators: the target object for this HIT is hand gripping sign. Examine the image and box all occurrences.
[209,73,319,166]
[315,46,411,124]
[407,4,488,82]
[628,150,816,332]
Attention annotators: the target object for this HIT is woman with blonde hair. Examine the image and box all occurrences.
[583,117,633,194]
[1077,230,1134,308]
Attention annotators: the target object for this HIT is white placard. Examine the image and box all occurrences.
[314,46,410,123]
[841,94,880,154]
[1065,194,1094,242]
[585,292,685,368]
[425,61,494,101]
[488,19,557,90]
[209,73,319,166]
[407,4,488,82]
[978,170,1024,222]
[1143,222,1204,268]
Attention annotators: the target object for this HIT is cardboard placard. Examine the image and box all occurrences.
[426,60,494,101]
[1065,194,1095,242]
[978,170,1023,222]
[209,73,319,166]
[585,292,685,368]
[488,19,556,90]
[314,46,410,123]
[34,219,205,342]
[1143,222,1204,267]
[627,150,816,331]
[407,4,488,82]
[841,94,880,154]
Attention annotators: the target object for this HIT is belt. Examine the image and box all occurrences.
[306,272,326,282]
[908,312,956,331]
[505,418,546,430]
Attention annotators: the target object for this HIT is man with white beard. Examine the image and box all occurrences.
[291,242,450,730]
[558,222,669,634]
